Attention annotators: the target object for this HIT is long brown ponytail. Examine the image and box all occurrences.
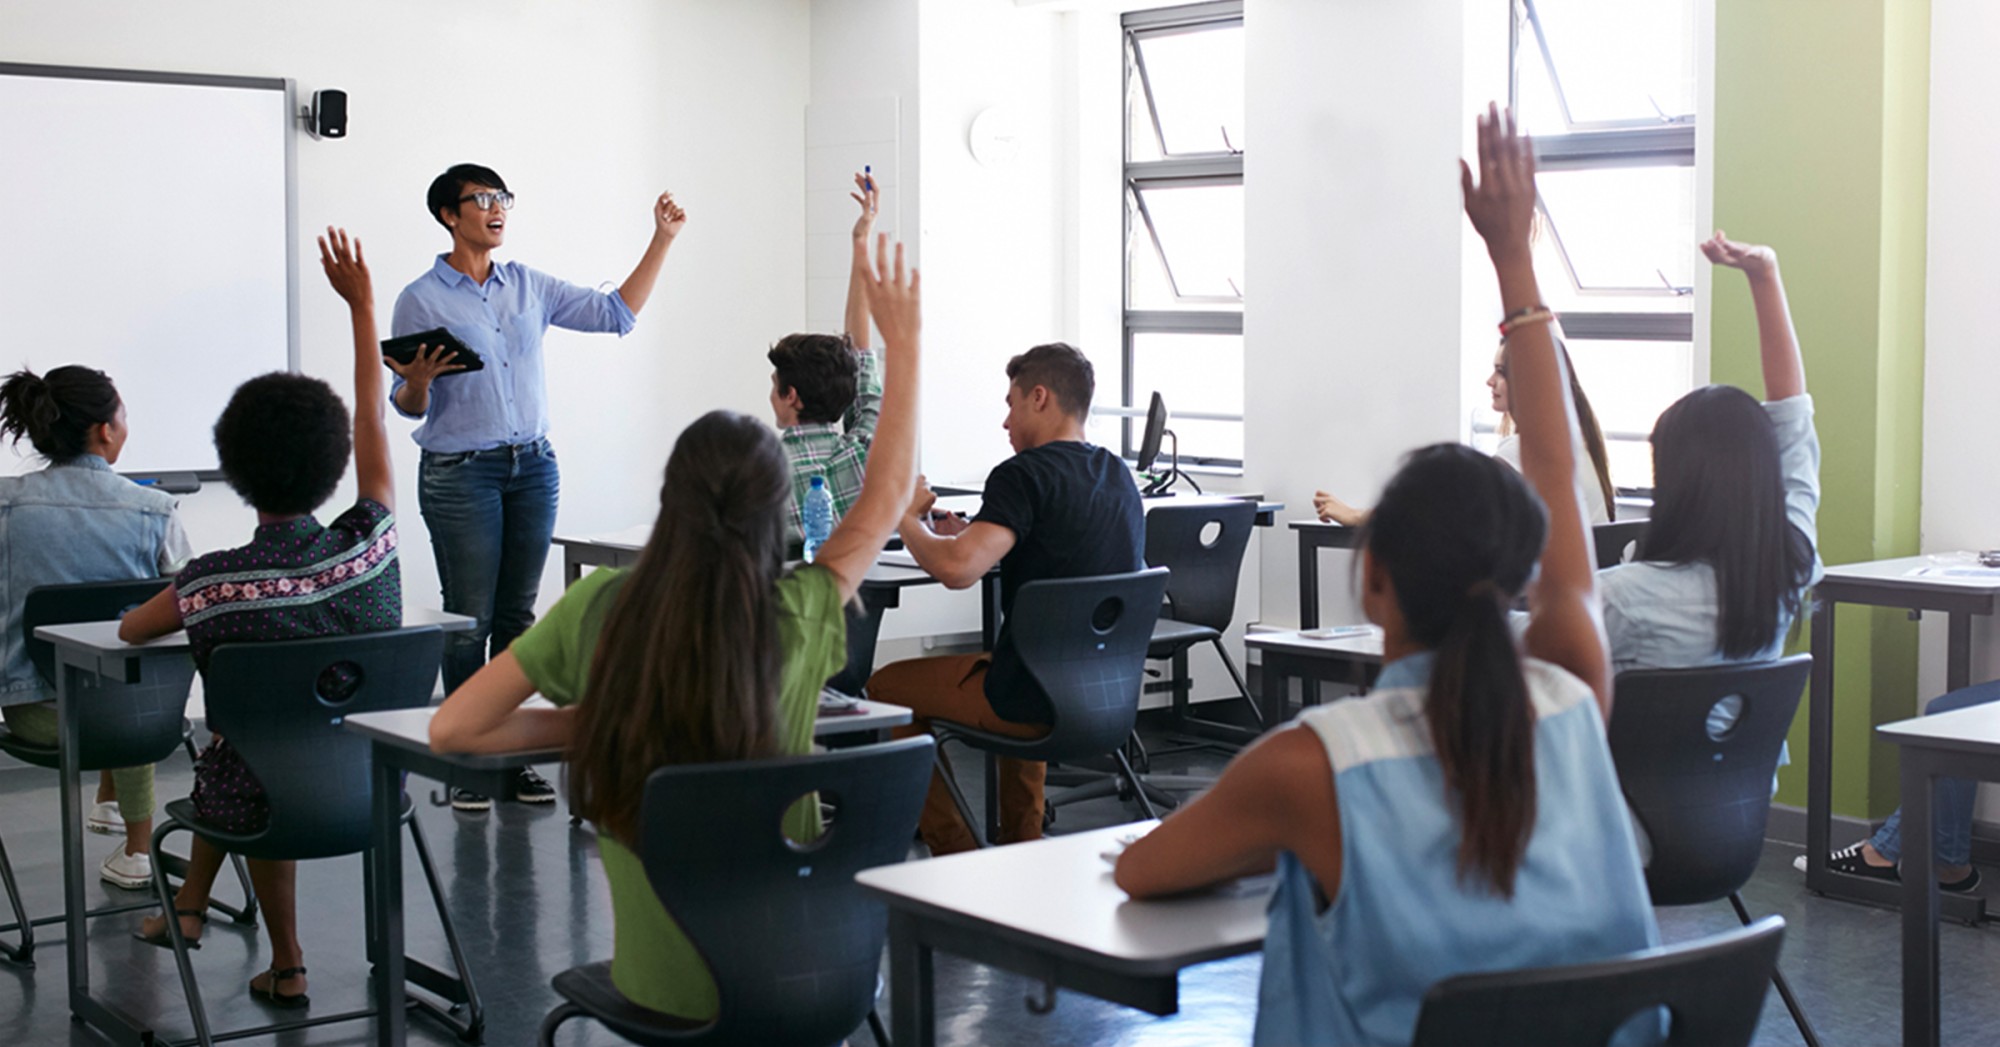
[566,411,792,845]
[1360,444,1549,897]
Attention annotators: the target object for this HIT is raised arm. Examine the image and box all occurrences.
[318,228,393,510]
[1461,105,1610,713]
[844,172,878,350]
[1701,231,1804,401]
[812,234,921,601]
[616,191,688,316]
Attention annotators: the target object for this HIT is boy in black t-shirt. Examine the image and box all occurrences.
[872,342,1143,855]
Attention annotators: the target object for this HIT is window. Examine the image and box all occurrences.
[1121,2,1244,468]
[1506,0,1697,493]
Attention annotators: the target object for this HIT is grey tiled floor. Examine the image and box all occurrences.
[2,733,1997,1046]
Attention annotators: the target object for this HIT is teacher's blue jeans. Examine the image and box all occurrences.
[419,438,560,692]
[1868,678,2000,866]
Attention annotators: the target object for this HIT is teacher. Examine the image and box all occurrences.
[389,162,686,810]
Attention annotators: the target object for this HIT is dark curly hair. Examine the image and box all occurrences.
[427,163,508,228]
[767,333,860,424]
[0,365,120,463]
[213,372,351,515]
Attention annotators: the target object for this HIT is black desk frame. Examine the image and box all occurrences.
[1806,575,1998,924]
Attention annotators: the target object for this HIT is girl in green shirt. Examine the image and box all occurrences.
[427,234,921,1021]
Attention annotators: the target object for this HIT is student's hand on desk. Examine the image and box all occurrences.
[1313,490,1365,526]
[849,171,879,241]
[1699,230,1777,279]
[856,233,921,345]
[385,344,468,385]
[317,227,372,307]
[653,191,688,240]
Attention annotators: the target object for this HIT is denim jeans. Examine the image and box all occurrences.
[1868,678,2000,865]
[419,438,560,692]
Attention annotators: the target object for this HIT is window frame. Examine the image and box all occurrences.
[1510,0,1696,493]
[1120,1,1245,470]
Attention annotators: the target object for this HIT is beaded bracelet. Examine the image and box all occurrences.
[1498,306,1555,337]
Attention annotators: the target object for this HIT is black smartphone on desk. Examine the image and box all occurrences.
[380,328,485,373]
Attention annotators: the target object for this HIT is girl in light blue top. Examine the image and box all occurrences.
[1598,233,1819,675]
[1117,108,1658,1046]
[0,366,191,892]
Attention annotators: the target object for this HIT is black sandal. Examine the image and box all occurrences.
[249,966,309,1009]
[132,909,207,951]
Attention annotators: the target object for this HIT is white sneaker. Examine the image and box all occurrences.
[87,801,125,835]
[99,846,152,890]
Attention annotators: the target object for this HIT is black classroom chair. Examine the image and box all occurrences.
[1143,500,1262,739]
[537,736,934,1047]
[932,568,1171,847]
[148,627,483,1047]
[1411,915,1785,1047]
[0,579,256,967]
[1593,519,1648,569]
[1609,655,1820,1046]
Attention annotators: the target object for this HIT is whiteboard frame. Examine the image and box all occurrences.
[0,62,299,485]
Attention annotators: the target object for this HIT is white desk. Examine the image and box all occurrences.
[1805,556,2000,922]
[856,822,1269,1046]
[1878,702,2000,1046]
[1246,626,1384,725]
[30,609,473,1045]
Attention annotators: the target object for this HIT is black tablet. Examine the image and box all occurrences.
[379,328,485,374]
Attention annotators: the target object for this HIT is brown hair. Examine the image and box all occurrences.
[1501,339,1617,521]
[566,410,791,844]
[1005,342,1094,420]
[767,333,861,424]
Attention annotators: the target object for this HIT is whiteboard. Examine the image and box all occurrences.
[0,64,295,477]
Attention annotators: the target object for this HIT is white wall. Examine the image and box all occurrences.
[1921,0,2000,695]
[0,0,812,618]
[1244,0,1469,628]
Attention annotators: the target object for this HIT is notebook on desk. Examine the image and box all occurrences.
[878,550,922,569]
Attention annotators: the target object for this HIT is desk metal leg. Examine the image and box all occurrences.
[1806,599,1836,894]
[1901,752,1941,1047]
[58,663,88,1018]
[1298,539,1320,630]
[1948,612,1973,694]
[369,756,407,1047]
[888,911,936,1047]
[564,552,583,589]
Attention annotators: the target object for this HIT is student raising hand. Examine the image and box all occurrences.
[317,226,394,511]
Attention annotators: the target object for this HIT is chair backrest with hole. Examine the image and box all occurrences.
[1608,655,1810,905]
[1143,500,1255,632]
[1411,916,1783,1047]
[202,627,443,859]
[637,736,934,1046]
[12,579,190,771]
[1593,520,1649,569]
[993,567,1170,763]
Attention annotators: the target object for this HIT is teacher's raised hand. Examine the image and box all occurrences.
[654,191,687,240]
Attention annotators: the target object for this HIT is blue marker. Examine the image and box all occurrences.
[864,165,874,193]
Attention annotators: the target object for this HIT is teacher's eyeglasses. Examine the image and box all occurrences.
[457,190,515,212]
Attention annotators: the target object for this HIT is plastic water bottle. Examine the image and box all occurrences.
[802,475,834,563]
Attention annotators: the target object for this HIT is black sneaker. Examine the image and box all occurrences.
[1943,868,1983,894]
[450,788,492,812]
[513,767,557,804]
[1822,841,1899,882]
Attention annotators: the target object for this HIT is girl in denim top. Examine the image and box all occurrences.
[0,366,191,891]
[1117,110,1658,1046]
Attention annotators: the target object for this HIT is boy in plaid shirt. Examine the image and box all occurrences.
[769,172,884,546]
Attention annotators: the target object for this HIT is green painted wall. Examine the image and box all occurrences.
[1713,0,1929,816]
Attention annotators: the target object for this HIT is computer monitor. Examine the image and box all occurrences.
[1135,392,1168,474]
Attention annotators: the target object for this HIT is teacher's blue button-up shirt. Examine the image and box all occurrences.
[390,254,636,453]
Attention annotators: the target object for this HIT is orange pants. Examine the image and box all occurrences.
[873,653,1048,855]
